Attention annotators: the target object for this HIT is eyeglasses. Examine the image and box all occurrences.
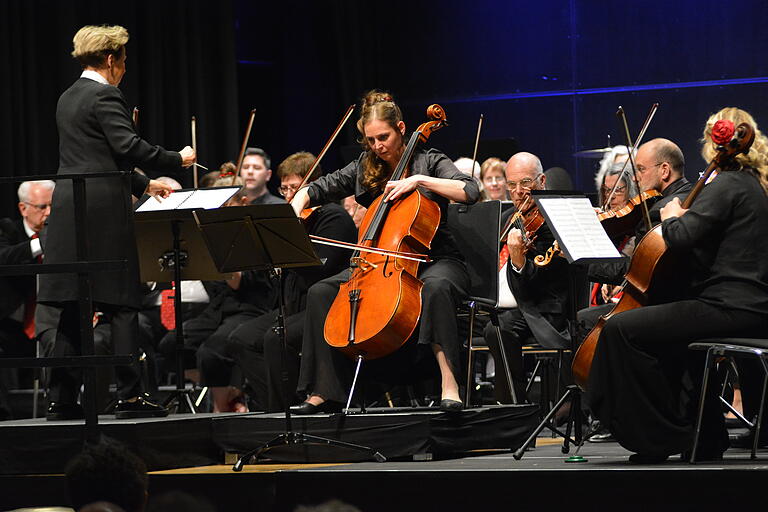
[506,175,542,191]
[601,185,627,196]
[636,162,663,173]
[279,184,300,195]
[483,176,505,185]
[23,202,51,211]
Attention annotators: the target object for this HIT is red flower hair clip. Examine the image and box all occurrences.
[711,119,736,145]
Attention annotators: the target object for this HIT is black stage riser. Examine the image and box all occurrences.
[0,405,539,475]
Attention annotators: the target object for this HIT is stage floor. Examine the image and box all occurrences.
[3,439,767,511]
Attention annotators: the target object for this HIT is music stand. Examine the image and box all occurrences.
[512,192,622,461]
[192,204,386,466]
[134,187,239,413]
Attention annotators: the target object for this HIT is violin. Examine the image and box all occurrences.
[571,121,756,390]
[323,104,448,359]
[596,189,662,240]
[499,195,545,251]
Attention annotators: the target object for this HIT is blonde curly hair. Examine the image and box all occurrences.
[71,25,129,68]
[701,107,768,193]
[356,90,404,193]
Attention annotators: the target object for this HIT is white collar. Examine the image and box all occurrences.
[80,69,109,85]
[22,219,36,238]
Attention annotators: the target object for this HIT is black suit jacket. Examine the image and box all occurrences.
[0,218,37,320]
[38,78,182,308]
[503,210,570,349]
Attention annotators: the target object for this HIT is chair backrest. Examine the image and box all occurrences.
[446,201,502,305]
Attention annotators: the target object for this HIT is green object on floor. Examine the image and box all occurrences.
[564,455,587,463]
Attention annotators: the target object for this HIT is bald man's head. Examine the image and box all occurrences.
[505,152,545,207]
[635,138,685,192]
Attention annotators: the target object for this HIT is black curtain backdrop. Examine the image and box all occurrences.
[0,0,239,220]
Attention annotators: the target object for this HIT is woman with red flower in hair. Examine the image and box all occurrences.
[588,107,768,463]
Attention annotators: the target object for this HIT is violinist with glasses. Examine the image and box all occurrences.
[482,152,570,404]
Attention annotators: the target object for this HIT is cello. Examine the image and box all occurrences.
[323,104,448,359]
[572,121,756,390]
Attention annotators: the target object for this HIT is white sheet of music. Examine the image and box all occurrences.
[135,187,239,212]
[536,197,622,264]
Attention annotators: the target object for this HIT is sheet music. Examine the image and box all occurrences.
[536,197,621,263]
[180,187,240,210]
[136,190,194,212]
[135,187,240,212]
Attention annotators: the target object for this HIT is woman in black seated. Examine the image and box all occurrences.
[589,107,768,462]
[288,90,480,414]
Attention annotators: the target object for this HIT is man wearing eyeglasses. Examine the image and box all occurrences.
[483,152,570,404]
[586,138,692,290]
[0,180,55,419]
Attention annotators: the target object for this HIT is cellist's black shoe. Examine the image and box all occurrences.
[114,396,169,419]
[46,402,85,421]
[290,400,343,415]
[439,399,464,413]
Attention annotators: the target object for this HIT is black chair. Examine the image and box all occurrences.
[688,338,768,462]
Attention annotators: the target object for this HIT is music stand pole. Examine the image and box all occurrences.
[512,265,592,460]
[163,219,197,413]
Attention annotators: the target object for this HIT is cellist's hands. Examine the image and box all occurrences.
[383,175,422,202]
[505,228,527,270]
[660,197,688,221]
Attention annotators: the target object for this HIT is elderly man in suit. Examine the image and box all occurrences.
[38,25,195,420]
[0,180,55,419]
[483,152,570,403]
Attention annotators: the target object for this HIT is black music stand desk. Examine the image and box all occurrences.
[193,204,386,465]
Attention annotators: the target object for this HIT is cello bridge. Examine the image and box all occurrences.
[351,256,377,271]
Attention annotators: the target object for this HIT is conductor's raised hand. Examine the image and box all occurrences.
[147,179,174,199]
[179,146,196,168]
[383,175,421,202]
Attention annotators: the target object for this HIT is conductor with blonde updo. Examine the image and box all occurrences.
[39,24,195,420]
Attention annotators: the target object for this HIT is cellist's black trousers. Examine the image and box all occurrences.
[297,259,469,403]
[588,299,767,457]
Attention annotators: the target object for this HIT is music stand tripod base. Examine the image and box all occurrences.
[233,431,386,470]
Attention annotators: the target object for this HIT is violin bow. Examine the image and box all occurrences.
[603,103,659,211]
[234,109,256,186]
[297,104,356,190]
[191,115,198,188]
[470,114,484,181]
[616,105,656,232]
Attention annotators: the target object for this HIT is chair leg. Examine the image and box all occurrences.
[492,319,518,404]
[465,304,477,406]
[690,348,715,464]
[526,359,542,395]
[752,356,768,460]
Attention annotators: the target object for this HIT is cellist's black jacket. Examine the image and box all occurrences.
[662,170,768,315]
[306,148,481,262]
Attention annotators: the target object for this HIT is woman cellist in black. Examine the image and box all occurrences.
[289,90,480,413]
[589,108,768,463]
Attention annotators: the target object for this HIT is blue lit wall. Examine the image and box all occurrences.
[234,0,768,192]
